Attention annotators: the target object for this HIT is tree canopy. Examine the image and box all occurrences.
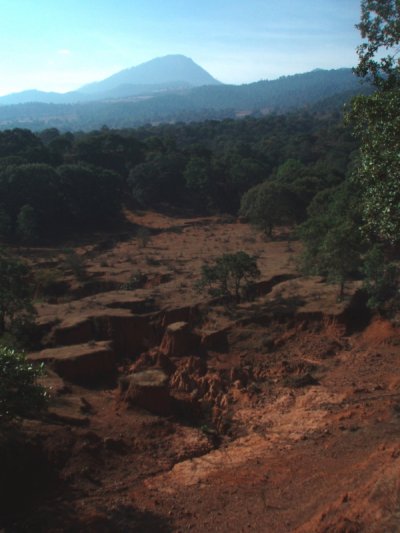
[197,252,260,303]
[0,112,358,244]
[349,0,400,245]
[299,0,400,305]
[355,0,400,90]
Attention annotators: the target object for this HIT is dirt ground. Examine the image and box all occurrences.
[1,212,400,533]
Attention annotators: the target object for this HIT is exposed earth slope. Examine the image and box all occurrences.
[1,212,399,532]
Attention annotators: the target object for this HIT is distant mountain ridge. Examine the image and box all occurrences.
[0,89,86,106]
[79,54,221,94]
[0,55,221,106]
[0,64,369,131]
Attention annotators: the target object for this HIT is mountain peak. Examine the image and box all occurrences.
[79,55,221,94]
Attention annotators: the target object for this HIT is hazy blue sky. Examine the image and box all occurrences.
[0,0,362,95]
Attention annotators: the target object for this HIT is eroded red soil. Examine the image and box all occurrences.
[1,213,400,533]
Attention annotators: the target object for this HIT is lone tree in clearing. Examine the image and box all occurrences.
[197,251,260,303]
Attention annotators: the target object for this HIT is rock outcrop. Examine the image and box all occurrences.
[201,328,229,352]
[28,341,115,384]
[119,369,172,415]
[160,321,200,357]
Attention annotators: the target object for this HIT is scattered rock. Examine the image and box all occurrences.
[92,291,155,312]
[129,351,156,373]
[160,321,200,357]
[201,328,229,352]
[161,306,199,328]
[103,437,126,453]
[53,316,94,346]
[284,373,319,388]
[80,396,94,414]
[155,352,177,375]
[37,369,68,396]
[28,341,116,384]
[48,308,159,356]
[119,369,172,416]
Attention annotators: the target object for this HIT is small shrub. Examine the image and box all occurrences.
[136,227,151,248]
[121,271,148,290]
[7,316,41,351]
[34,268,68,301]
[167,225,184,234]
[63,251,87,281]
[0,250,36,339]
[16,205,39,244]
[145,256,161,266]
[362,245,400,314]
[0,345,48,421]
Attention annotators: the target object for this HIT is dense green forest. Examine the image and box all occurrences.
[0,110,356,243]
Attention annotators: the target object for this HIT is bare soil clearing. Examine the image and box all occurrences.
[1,212,400,533]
